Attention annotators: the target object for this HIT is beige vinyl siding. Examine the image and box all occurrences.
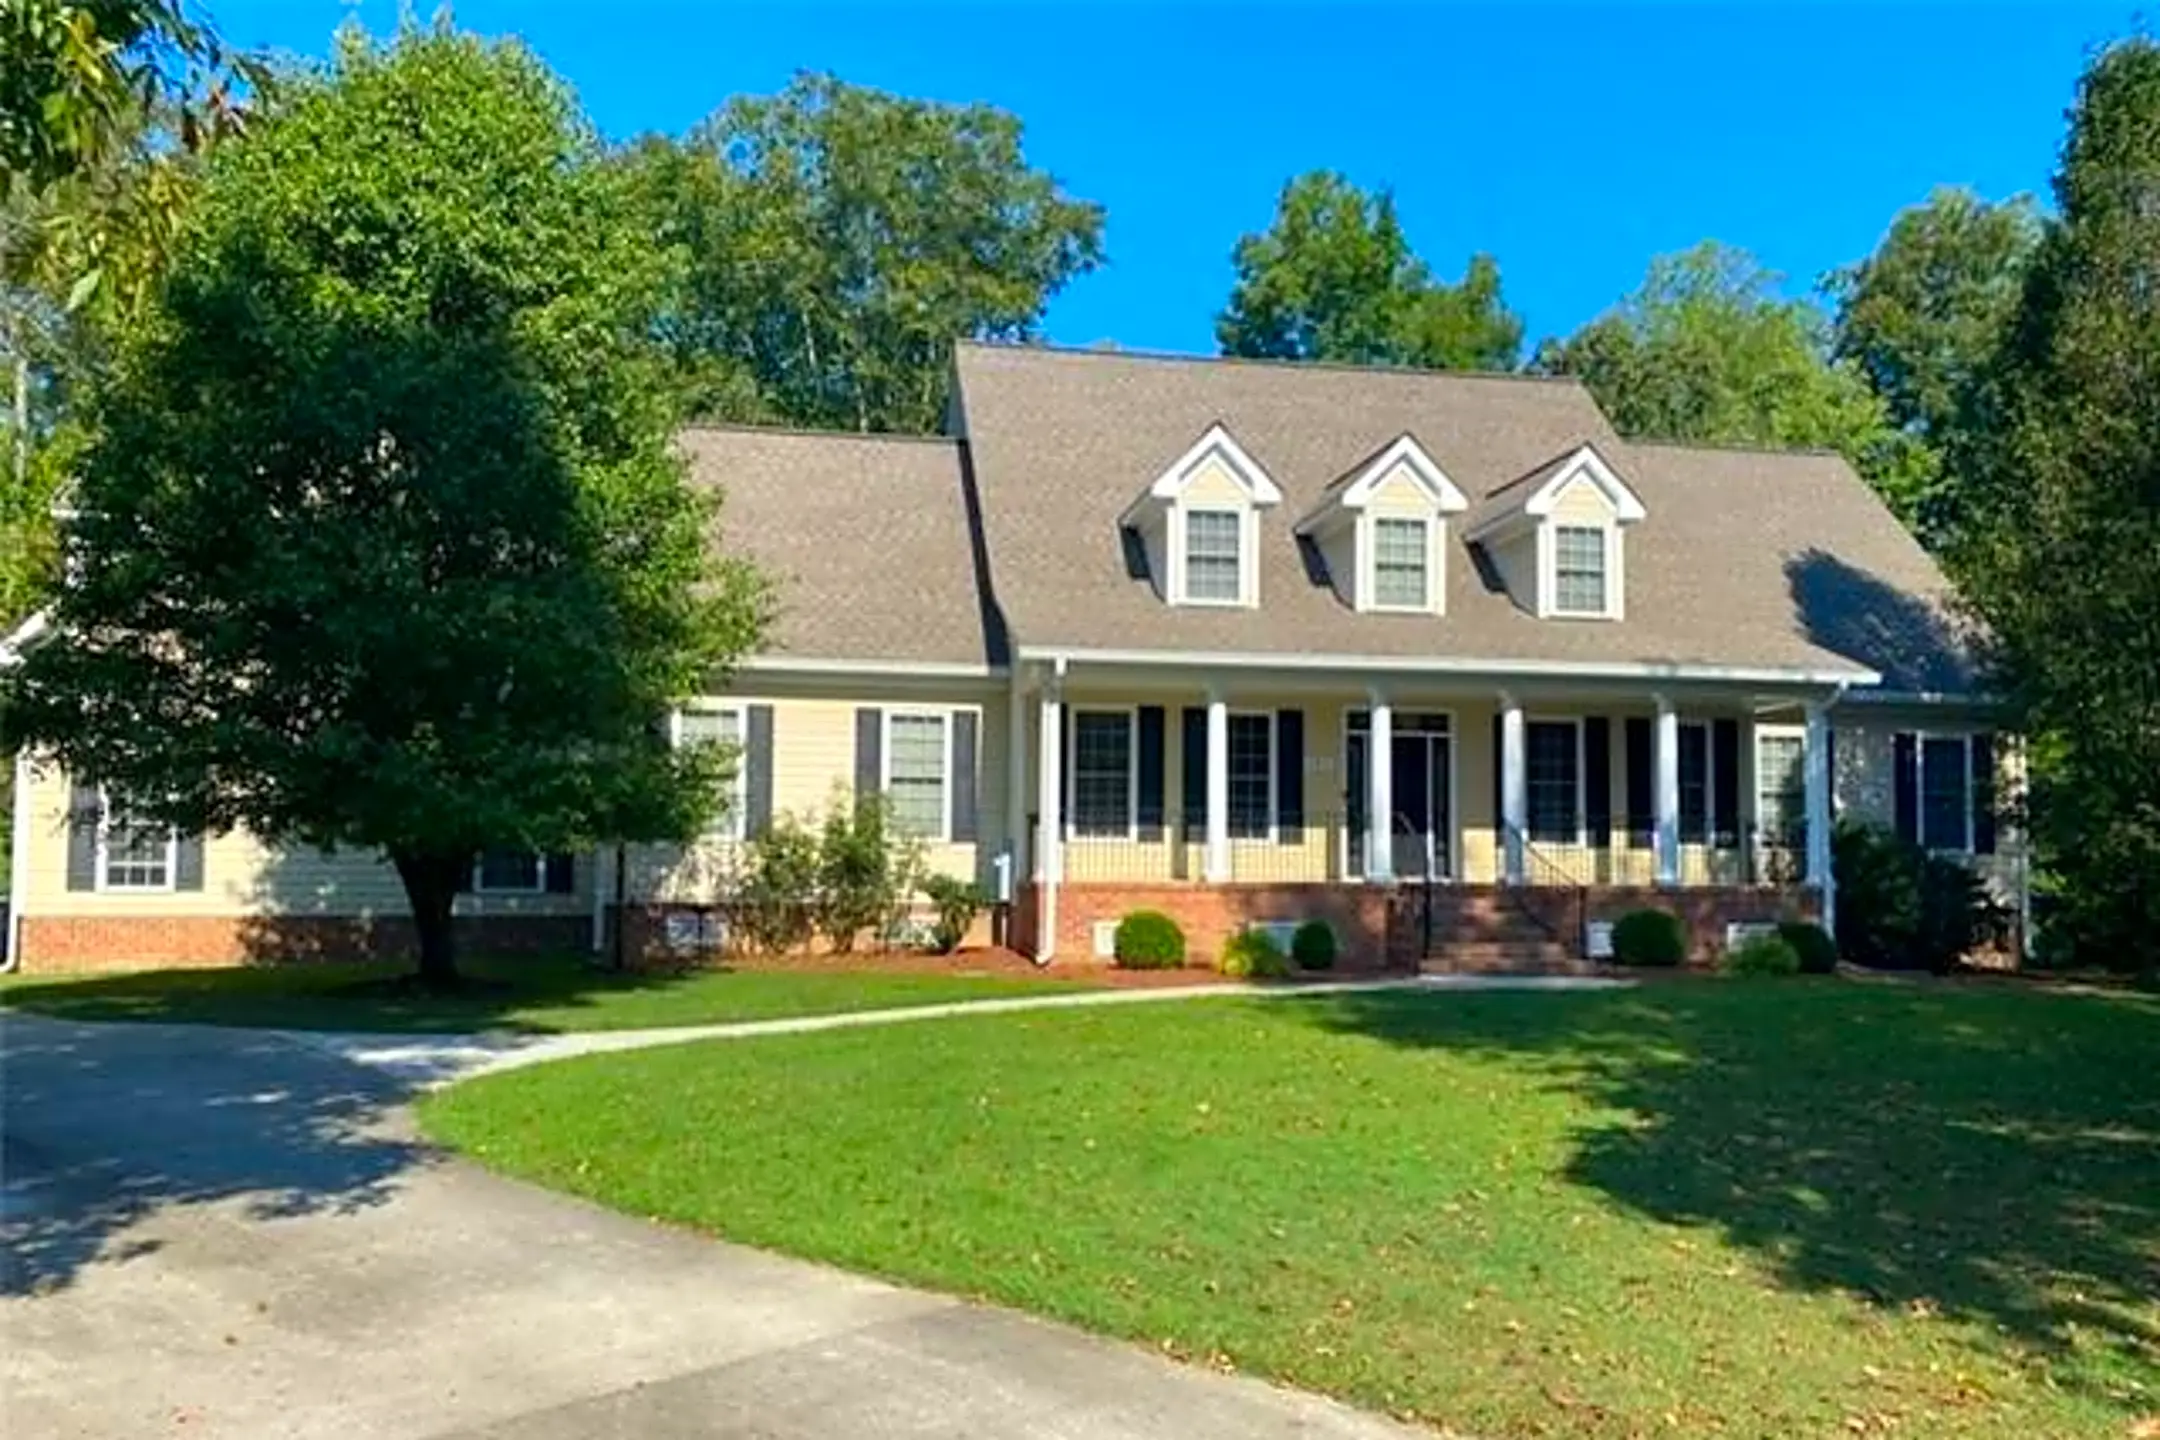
[1316,522,1357,608]
[1487,530,1538,615]
[1365,464,1434,515]
[1180,453,1249,505]
[16,757,590,920]
[1548,474,1618,525]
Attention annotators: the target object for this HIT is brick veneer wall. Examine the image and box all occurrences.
[1500,884,1821,963]
[1025,882,1411,971]
[14,914,586,974]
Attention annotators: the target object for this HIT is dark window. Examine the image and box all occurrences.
[1227,713,1273,838]
[1921,736,1970,852]
[1527,721,1579,843]
[1678,723,1709,844]
[477,849,541,892]
[1071,711,1133,837]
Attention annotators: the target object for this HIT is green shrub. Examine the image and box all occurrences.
[1777,920,1838,975]
[815,790,923,953]
[920,874,986,954]
[1611,908,1686,967]
[1725,933,1802,977]
[1113,909,1186,969]
[1833,819,2008,973]
[736,815,819,953]
[1219,928,1291,979]
[1290,919,1338,971]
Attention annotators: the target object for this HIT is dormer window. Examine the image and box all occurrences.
[1119,423,1281,610]
[1552,525,1609,616]
[1465,443,1645,622]
[1294,434,1467,616]
[1182,508,1245,604]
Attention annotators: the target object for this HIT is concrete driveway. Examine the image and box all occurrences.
[0,1011,1424,1439]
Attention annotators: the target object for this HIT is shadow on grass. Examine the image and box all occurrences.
[1310,980,2160,1396]
[0,1010,426,1297]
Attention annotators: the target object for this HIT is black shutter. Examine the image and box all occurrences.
[175,832,205,891]
[1893,732,1919,844]
[745,704,775,837]
[544,853,575,893]
[950,710,979,842]
[1135,706,1166,839]
[65,780,99,891]
[1584,717,1612,848]
[1713,719,1740,848]
[854,707,882,811]
[1679,726,1707,844]
[1180,707,1208,837]
[1971,731,1996,856]
[1624,717,1653,847]
[1490,712,1504,838]
[1276,709,1305,834]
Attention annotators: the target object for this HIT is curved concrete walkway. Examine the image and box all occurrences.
[0,980,1579,1439]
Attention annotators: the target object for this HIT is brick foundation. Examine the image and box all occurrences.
[1490,884,1821,963]
[1023,882,1412,971]
[12,914,587,974]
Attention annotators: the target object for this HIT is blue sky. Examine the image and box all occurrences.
[212,2,2124,355]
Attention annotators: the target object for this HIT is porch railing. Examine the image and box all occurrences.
[1500,818,1590,950]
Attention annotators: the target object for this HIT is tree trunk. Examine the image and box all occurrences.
[391,850,467,990]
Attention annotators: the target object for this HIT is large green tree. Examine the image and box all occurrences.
[1217,171,1521,370]
[1534,241,1930,521]
[0,24,765,986]
[1828,187,2041,545]
[621,73,1104,433]
[1959,39,2160,972]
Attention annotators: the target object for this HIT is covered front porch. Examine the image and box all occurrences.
[1005,653,1837,965]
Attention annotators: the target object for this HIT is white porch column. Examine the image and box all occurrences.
[1006,673,1028,891]
[1035,678,1062,885]
[1204,690,1230,882]
[1655,695,1681,886]
[1366,694,1394,882]
[1805,700,1834,934]
[1500,693,1526,885]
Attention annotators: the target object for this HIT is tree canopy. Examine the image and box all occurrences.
[1533,241,1931,524]
[620,73,1104,433]
[0,24,765,984]
[1956,38,2160,971]
[1216,171,1521,371]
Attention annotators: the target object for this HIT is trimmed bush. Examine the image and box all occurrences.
[1833,819,2009,972]
[1611,908,1687,967]
[1113,909,1186,969]
[1725,934,1802,977]
[1290,919,1339,971]
[921,873,987,954]
[1777,920,1838,975]
[1220,928,1291,980]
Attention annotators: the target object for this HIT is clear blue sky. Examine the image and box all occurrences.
[213,2,2125,355]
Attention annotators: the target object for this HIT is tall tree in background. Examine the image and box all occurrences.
[1828,187,2041,547]
[622,73,1104,433]
[1959,38,2160,972]
[0,24,766,987]
[1217,171,1521,370]
[1533,241,1929,521]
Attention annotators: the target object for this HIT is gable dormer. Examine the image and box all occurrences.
[1295,434,1470,616]
[1118,423,1282,608]
[1466,443,1645,621]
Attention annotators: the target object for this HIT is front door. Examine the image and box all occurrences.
[1345,712,1453,881]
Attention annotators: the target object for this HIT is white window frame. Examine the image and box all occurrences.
[94,789,177,894]
[1523,716,1587,847]
[1544,522,1615,619]
[1753,723,1809,864]
[1067,705,1140,842]
[473,849,548,896]
[1363,513,1436,613]
[1915,730,1977,856]
[1173,503,1251,608]
[1224,708,1279,844]
[881,707,954,844]
[671,702,749,842]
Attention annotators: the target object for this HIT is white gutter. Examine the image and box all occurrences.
[1835,687,1998,707]
[1016,644,1878,690]
[4,749,30,972]
[735,656,1006,680]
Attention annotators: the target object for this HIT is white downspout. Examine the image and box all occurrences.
[4,749,32,972]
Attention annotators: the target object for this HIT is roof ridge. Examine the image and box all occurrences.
[680,421,963,447]
[1625,437,1846,460]
[954,337,1586,389]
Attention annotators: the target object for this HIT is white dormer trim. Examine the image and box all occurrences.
[1332,434,1470,515]
[1520,444,1646,523]
[1131,422,1283,512]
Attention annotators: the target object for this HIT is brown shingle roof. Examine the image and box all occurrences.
[954,341,1975,684]
[681,427,1001,667]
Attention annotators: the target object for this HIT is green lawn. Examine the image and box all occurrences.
[423,981,2160,1438]
[0,953,1092,1032]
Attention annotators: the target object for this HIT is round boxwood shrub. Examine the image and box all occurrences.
[1611,908,1687,967]
[1219,928,1291,979]
[1113,909,1186,970]
[1777,920,1838,975]
[1290,919,1339,971]
[1725,933,1802,977]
